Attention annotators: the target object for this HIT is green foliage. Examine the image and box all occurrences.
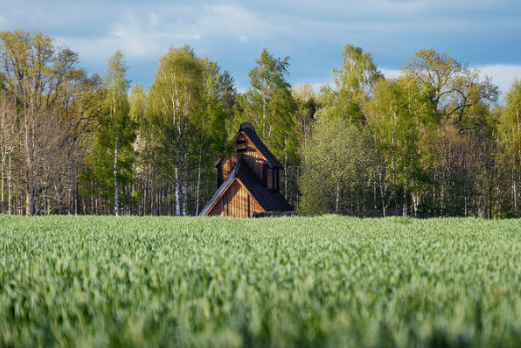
[364,76,435,216]
[496,78,521,217]
[235,48,299,201]
[291,84,316,148]
[299,110,379,215]
[237,49,297,156]
[0,30,518,217]
[0,29,104,215]
[2,215,521,347]
[83,51,136,214]
[143,45,235,215]
[402,49,499,126]
[499,78,521,156]
[332,45,383,124]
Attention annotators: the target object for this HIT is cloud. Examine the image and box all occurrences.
[2,0,520,95]
[476,64,521,101]
[380,68,402,79]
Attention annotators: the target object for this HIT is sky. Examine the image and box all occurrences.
[2,0,521,102]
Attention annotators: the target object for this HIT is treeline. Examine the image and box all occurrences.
[1,29,520,218]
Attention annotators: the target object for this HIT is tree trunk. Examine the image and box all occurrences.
[195,139,203,216]
[25,116,36,216]
[284,137,288,199]
[412,192,418,218]
[392,131,398,216]
[114,134,119,216]
[379,169,386,217]
[174,162,180,216]
[8,155,12,214]
[75,171,79,215]
[335,180,340,213]
[402,178,408,216]
[67,150,73,214]
[150,170,155,216]
[1,147,4,214]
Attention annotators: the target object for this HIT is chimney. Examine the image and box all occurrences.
[240,122,255,132]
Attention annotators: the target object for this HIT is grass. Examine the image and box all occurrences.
[1,215,521,347]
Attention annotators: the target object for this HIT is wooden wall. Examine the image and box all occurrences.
[218,133,268,186]
[208,180,264,218]
[222,158,234,181]
[236,134,265,183]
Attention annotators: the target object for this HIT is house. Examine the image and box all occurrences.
[199,122,295,217]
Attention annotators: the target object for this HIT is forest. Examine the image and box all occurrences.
[1,29,520,218]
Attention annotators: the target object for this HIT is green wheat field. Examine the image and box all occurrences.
[1,215,521,347]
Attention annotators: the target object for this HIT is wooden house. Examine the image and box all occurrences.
[199,122,295,217]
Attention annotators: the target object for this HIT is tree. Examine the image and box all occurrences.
[403,48,499,125]
[299,109,379,216]
[147,45,204,216]
[238,49,296,141]
[237,49,298,200]
[497,78,521,217]
[0,92,15,214]
[129,83,150,215]
[142,46,236,216]
[87,51,135,216]
[332,44,383,124]
[0,29,96,215]
[196,58,236,214]
[292,84,316,149]
[403,49,500,217]
[364,75,436,216]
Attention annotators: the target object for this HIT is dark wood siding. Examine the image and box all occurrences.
[267,168,273,189]
[221,158,235,182]
[236,134,265,182]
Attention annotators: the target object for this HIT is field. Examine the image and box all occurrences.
[1,215,521,347]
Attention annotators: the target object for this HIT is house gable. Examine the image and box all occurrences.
[200,123,294,217]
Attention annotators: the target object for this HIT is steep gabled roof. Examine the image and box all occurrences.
[235,159,293,212]
[199,162,238,216]
[199,159,293,216]
[236,123,283,168]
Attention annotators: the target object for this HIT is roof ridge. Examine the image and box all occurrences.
[239,128,283,168]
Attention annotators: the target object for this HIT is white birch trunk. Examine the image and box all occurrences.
[175,151,181,216]
[392,131,398,216]
[114,140,119,216]
[284,137,288,198]
[182,160,188,216]
[335,180,340,213]
[25,114,35,216]
[8,155,12,214]
[403,179,408,216]
[112,89,120,217]
[195,141,203,216]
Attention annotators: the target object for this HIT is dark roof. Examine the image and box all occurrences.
[238,124,283,168]
[235,159,293,212]
[199,159,294,216]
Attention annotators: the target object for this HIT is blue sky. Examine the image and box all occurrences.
[2,0,521,101]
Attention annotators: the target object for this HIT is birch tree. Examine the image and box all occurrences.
[148,46,204,216]
[0,92,16,214]
[0,29,92,215]
[498,78,521,217]
[237,49,298,200]
[196,58,236,215]
[88,51,134,216]
[333,44,383,125]
[299,109,379,215]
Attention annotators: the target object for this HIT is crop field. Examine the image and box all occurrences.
[1,215,521,347]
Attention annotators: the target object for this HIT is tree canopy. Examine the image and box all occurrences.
[0,29,517,218]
